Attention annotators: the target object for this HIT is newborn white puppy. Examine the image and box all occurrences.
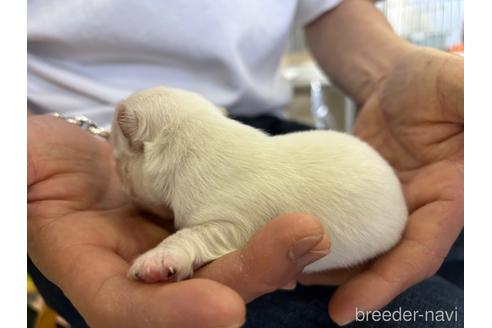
[111,86,408,282]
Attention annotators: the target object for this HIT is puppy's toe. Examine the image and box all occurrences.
[128,249,192,283]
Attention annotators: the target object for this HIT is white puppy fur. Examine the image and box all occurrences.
[110,86,408,282]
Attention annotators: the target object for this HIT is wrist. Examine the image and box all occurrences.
[355,42,418,106]
[378,47,464,114]
[306,0,419,106]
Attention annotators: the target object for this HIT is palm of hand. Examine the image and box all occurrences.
[27,116,169,265]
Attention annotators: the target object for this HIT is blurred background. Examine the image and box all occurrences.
[281,0,464,132]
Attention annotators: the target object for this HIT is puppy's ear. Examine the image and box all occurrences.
[116,104,144,152]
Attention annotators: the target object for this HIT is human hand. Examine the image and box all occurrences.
[298,48,464,325]
[27,115,330,328]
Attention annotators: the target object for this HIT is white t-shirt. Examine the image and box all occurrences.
[28,0,341,126]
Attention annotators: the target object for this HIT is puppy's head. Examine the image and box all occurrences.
[110,86,224,216]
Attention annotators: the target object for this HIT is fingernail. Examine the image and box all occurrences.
[225,323,244,328]
[280,280,297,291]
[338,321,353,326]
[296,249,330,268]
[288,234,329,267]
[289,235,323,259]
[335,311,361,326]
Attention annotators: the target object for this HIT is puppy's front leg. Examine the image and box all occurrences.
[128,222,247,282]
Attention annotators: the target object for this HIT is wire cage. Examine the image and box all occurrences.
[375,0,464,50]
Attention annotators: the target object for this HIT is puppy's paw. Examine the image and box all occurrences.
[128,247,193,283]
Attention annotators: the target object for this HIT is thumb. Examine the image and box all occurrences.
[195,213,330,302]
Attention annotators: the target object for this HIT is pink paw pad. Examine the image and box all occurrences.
[132,265,176,283]
[128,249,192,283]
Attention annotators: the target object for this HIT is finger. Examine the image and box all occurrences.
[328,199,463,326]
[195,213,330,302]
[28,211,245,328]
[297,264,367,286]
[33,241,245,328]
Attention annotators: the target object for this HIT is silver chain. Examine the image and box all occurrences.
[50,113,110,140]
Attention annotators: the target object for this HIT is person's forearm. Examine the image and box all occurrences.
[305,0,417,105]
